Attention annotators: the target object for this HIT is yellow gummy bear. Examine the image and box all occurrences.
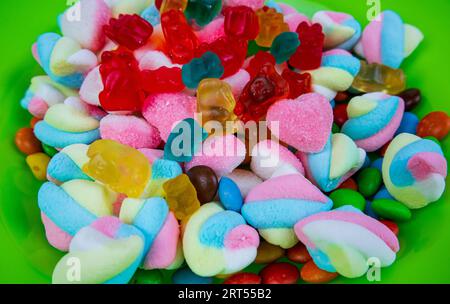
[83,140,151,198]
[352,60,406,95]
[255,8,290,48]
[160,0,188,13]
[197,78,237,133]
[163,174,200,221]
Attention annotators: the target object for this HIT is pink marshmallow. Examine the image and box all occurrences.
[408,152,448,181]
[100,114,162,149]
[90,216,122,238]
[28,97,49,119]
[196,17,226,44]
[142,93,197,142]
[139,149,164,164]
[60,0,111,52]
[246,174,329,204]
[285,13,310,32]
[223,69,250,97]
[223,0,265,10]
[266,93,333,153]
[80,66,103,106]
[224,225,260,250]
[144,213,180,269]
[186,135,246,177]
[41,213,72,252]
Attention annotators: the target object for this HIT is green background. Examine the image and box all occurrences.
[0,0,449,284]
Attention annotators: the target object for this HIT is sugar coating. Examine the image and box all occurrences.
[223,0,265,10]
[266,93,333,153]
[80,66,103,106]
[186,135,246,177]
[196,17,226,44]
[100,114,161,149]
[143,93,197,141]
[225,169,263,198]
[223,69,250,97]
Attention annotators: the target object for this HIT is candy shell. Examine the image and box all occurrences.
[218,177,244,212]
[329,189,366,211]
[259,262,299,284]
[300,260,338,283]
[357,168,382,197]
[223,273,262,284]
[286,242,312,264]
[371,199,412,222]
[255,241,285,264]
[15,128,43,155]
[132,269,163,284]
[416,111,450,140]
[26,153,51,181]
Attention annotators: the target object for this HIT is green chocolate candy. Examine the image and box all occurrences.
[42,143,57,157]
[357,168,382,197]
[131,269,163,284]
[330,188,366,211]
[371,199,412,222]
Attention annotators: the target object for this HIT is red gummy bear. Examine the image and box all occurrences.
[235,62,290,122]
[99,49,145,113]
[223,5,260,40]
[246,51,276,79]
[281,69,312,99]
[104,14,153,51]
[196,36,248,78]
[161,10,199,64]
[155,0,163,10]
[289,22,324,70]
[141,66,185,94]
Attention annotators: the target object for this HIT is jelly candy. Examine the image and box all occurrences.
[281,69,312,99]
[223,5,259,40]
[159,0,188,13]
[223,273,262,284]
[26,153,51,181]
[164,118,208,162]
[300,260,338,283]
[416,111,450,140]
[398,88,421,111]
[255,7,289,48]
[352,61,406,95]
[196,37,248,78]
[141,66,185,93]
[83,139,152,198]
[163,174,201,220]
[235,62,289,122]
[289,22,324,70]
[270,32,300,64]
[104,14,153,51]
[186,165,219,204]
[161,10,199,64]
[255,241,285,264]
[246,51,276,79]
[182,51,224,89]
[185,0,222,27]
[286,242,312,264]
[99,49,145,113]
[197,79,237,132]
[15,127,43,155]
[259,262,299,284]
[333,103,348,127]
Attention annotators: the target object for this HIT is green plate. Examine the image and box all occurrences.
[0,0,449,284]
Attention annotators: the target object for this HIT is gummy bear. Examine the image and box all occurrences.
[159,0,188,13]
[83,140,152,198]
[99,49,145,113]
[196,36,247,78]
[289,22,324,70]
[164,118,208,162]
[236,62,290,122]
[197,79,238,133]
[351,61,406,95]
[161,10,199,64]
[104,14,154,51]
[246,51,276,79]
[255,7,289,48]
[141,66,185,94]
[223,5,260,40]
[182,51,224,89]
[185,0,222,27]
[281,69,312,99]
[271,32,300,64]
[163,174,201,220]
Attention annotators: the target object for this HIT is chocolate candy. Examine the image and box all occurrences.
[398,88,421,111]
[186,165,219,204]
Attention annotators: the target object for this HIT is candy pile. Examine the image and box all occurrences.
[14,0,450,284]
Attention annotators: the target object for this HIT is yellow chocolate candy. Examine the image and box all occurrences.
[163,174,200,221]
[255,8,289,48]
[83,140,151,198]
[26,153,51,181]
[197,78,237,133]
[352,61,406,95]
